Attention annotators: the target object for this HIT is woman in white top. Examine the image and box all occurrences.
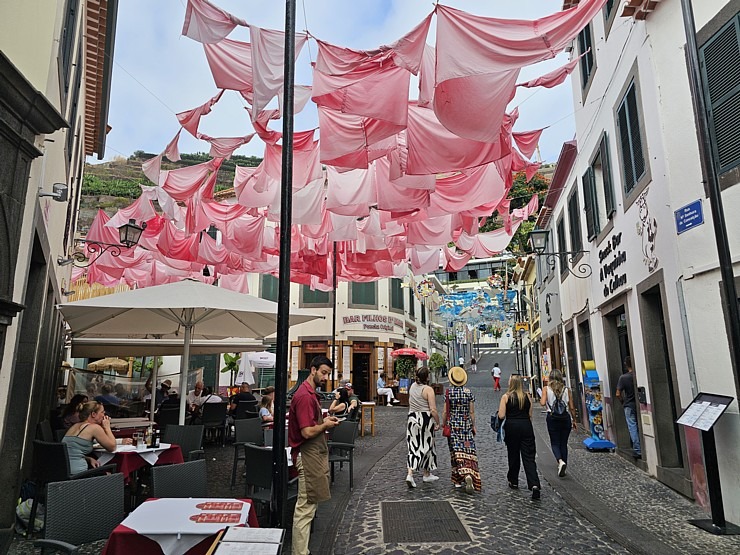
[405,368,440,488]
[539,370,577,477]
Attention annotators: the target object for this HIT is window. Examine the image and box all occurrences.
[699,14,740,175]
[408,288,416,318]
[260,274,279,302]
[390,278,404,312]
[421,304,426,325]
[567,190,583,254]
[577,24,595,92]
[583,133,616,240]
[557,216,568,277]
[60,0,80,94]
[603,0,618,37]
[448,271,458,282]
[349,282,377,308]
[468,269,478,280]
[301,285,331,306]
[65,48,82,157]
[616,80,647,195]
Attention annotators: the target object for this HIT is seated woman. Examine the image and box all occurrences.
[61,394,88,429]
[63,401,130,475]
[328,388,351,417]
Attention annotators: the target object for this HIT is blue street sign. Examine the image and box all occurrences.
[675,199,704,234]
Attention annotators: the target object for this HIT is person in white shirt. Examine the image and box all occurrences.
[492,363,502,391]
[186,381,205,416]
[377,375,399,405]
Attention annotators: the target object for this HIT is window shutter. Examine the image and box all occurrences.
[699,15,740,174]
[600,133,616,217]
[626,88,646,183]
[582,168,597,240]
[617,90,636,193]
[568,192,583,253]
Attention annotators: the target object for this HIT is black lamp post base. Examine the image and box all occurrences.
[688,519,740,535]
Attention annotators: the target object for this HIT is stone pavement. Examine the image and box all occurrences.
[9,389,740,554]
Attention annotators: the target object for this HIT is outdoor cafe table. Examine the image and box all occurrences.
[102,498,258,555]
[95,443,184,484]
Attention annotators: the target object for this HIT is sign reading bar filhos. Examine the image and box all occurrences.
[342,314,404,332]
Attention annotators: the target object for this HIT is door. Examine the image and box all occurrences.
[603,307,632,454]
[353,353,370,401]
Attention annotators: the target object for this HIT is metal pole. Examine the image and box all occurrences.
[331,242,338,388]
[271,0,297,529]
[680,0,740,403]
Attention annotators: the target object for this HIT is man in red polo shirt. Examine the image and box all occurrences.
[288,355,339,555]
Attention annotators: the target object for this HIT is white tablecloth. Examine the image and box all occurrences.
[97,443,172,466]
[121,498,252,555]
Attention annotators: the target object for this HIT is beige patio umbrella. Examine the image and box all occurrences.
[87,357,130,374]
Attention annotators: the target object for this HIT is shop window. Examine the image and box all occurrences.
[260,274,278,302]
[60,0,80,95]
[349,282,377,309]
[567,189,583,254]
[616,80,647,196]
[301,285,331,306]
[699,14,740,176]
[583,132,616,240]
[408,288,416,318]
[577,24,596,94]
[557,216,568,278]
[390,278,404,312]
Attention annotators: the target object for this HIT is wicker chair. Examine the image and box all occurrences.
[201,402,228,446]
[162,424,205,461]
[27,441,117,536]
[155,406,181,432]
[36,420,54,442]
[34,473,125,553]
[242,444,298,515]
[328,420,358,490]
[234,400,258,420]
[151,459,208,498]
[231,419,264,488]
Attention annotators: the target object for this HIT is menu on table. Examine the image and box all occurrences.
[215,543,279,555]
[209,527,284,555]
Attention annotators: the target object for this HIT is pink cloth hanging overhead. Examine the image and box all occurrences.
[513,128,544,159]
[417,44,435,107]
[196,232,229,265]
[105,196,158,230]
[434,0,607,142]
[177,90,225,137]
[455,225,522,258]
[87,209,120,244]
[443,245,472,272]
[197,133,255,159]
[405,103,510,175]
[410,247,442,274]
[221,213,265,257]
[142,154,163,184]
[234,165,279,208]
[157,220,200,262]
[325,166,377,217]
[160,158,222,201]
[219,273,250,294]
[164,129,182,162]
[249,25,308,117]
[277,85,313,116]
[182,0,247,44]
[302,202,333,239]
[291,179,325,225]
[427,163,507,218]
[203,38,253,91]
[407,215,453,246]
[516,51,587,89]
[140,185,185,229]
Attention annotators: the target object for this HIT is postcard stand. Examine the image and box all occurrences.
[676,392,739,535]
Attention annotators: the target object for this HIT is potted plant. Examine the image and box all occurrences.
[394,356,417,406]
[428,353,446,395]
[221,353,241,387]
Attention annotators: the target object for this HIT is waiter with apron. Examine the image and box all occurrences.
[288,355,340,555]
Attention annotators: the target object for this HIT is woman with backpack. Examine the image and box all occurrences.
[540,370,578,477]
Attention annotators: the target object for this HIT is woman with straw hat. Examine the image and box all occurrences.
[441,366,481,493]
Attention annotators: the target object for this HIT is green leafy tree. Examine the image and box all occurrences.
[394,356,417,379]
[428,352,446,383]
[221,353,241,387]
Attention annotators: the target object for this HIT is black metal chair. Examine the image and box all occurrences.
[162,424,205,461]
[231,419,264,488]
[34,473,125,553]
[27,440,117,536]
[328,420,358,490]
[234,400,258,420]
[242,444,298,515]
[151,459,208,498]
[201,402,228,446]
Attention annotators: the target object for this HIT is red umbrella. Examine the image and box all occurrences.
[390,348,429,361]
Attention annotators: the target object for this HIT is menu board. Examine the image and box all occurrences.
[377,347,384,370]
[676,393,734,431]
[291,346,300,380]
[342,345,351,375]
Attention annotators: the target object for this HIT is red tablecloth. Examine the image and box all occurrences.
[102,499,258,555]
[105,445,184,484]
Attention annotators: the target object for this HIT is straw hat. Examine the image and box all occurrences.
[449,366,468,387]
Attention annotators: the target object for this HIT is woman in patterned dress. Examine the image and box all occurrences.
[442,366,481,493]
[405,367,440,488]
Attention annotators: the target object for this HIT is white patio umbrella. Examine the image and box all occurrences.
[246,351,277,368]
[58,279,323,424]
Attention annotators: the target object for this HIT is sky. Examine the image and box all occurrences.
[102,0,578,167]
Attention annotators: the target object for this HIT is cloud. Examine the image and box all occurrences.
[104,0,577,165]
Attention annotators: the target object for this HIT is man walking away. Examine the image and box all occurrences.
[616,356,641,458]
[492,363,502,391]
[289,356,340,555]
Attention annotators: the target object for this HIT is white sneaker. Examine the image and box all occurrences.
[422,474,439,483]
[406,475,417,488]
[558,460,567,477]
[464,475,474,494]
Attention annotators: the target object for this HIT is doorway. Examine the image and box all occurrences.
[353,353,371,401]
[565,327,581,423]
[603,306,634,455]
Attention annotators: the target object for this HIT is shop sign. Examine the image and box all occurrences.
[598,232,627,298]
[342,313,404,332]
